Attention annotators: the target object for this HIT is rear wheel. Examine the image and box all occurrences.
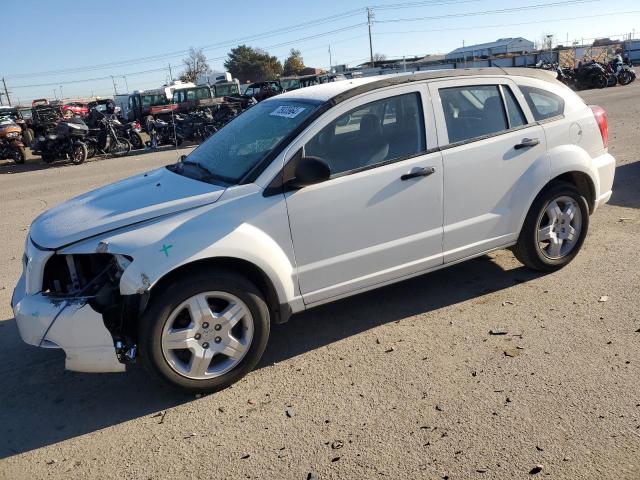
[70,143,87,165]
[11,146,26,164]
[513,182,589,271]
[139,270,270,393]
[129,131,144,150]
[110,137,131,157]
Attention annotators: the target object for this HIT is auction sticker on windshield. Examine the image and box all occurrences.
[270,105,306,118]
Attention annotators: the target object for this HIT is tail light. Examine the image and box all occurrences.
[589,105,608,149]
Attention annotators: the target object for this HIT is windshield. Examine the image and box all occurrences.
[142,94,168,107]
[180,99,319,184]
[214,83,239,97]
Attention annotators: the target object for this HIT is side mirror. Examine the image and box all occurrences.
[179,154,187,162]
[287,155,331,188]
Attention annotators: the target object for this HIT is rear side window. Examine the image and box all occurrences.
[439,85,508,143]
[305,92,426,176]
[519,85,564,120]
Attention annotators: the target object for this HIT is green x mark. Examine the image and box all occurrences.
[159,244,173,257]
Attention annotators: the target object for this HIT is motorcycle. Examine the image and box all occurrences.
[174,110,217,142]
[85,113,131,158]
[117,120,144,150]
[31,117,89,165]
[0,118,26,164]
[616,64,636,86]
[574,61,608,90]
[145,116,183,148]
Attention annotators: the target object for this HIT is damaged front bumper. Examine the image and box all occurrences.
[11,239,126,373]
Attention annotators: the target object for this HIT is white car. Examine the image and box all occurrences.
[12,68,615,393]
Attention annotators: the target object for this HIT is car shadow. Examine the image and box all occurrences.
[608,160,640,209]
[0,254,543,459]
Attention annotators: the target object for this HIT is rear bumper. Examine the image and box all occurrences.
[593,152,616,211]
[12,273,125,373]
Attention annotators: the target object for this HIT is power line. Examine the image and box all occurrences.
[374,10,640,36]
[374,0,600,23]
[4,8,365,79]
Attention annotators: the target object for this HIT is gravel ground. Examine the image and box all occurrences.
[0,83,639,480]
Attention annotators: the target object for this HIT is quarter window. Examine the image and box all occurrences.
[519,85,564,120]
[439,85,508,143]
[305,92,426,176]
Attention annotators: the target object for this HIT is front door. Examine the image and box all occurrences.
[284,85,444,306]
[428,79,548,262]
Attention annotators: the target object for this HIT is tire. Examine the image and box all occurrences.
[139,269,271,393]
[129,131,144,150]
[11,146,26,164]
[86,141,97,159]
[110,137,131,157]
[513,181,589,271]
[595,74,608,89]
[70,143,88,165]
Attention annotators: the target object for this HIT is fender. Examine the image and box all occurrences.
[515,143,599,235]
[59,184,303,313]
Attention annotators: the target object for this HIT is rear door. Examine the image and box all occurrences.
[428,78,549,262]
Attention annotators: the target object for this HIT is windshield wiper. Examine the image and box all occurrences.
[176,160,229,185]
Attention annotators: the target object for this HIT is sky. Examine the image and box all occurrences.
[1,0,639,104]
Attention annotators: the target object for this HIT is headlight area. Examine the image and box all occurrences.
[42,253,141,364]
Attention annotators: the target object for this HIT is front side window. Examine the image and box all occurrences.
[180,99,320,184]
[439,85,509,143]
[305,92,426,176]
[520,85,565,120]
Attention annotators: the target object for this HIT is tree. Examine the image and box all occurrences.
[224,45,283,83]
[179,47,211,83]
[283,49,305,76]
[373,53,387,63]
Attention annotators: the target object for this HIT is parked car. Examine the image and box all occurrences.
[12,68,615,393]
[241,81,283,101]
[61,102,89,117]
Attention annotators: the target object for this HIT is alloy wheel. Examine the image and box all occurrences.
[160,291,254,380]
[536,195,583,260]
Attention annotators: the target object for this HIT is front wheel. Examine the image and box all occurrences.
[70,143,87,165]
[513,181,589,271]
[11,146,26,164]
[139,270,270,393]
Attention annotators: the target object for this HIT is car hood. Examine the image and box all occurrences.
[30,167,226,249]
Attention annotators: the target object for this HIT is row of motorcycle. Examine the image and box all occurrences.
[538,59,636,90]
[21,103,242,165]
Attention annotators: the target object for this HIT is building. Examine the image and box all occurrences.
[445,38,534,61]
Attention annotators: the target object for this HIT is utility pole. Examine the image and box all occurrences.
[367,7,374,68]
[121,75,129,93]
[110,75,117,95]
[53,88,58,100]
[59,85,63,101]
[328,44,332,72]
[2,77,11,106]
[168,63,173,81]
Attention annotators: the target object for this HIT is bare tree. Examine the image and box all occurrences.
[373,53,387,62]
[179,47,211,83]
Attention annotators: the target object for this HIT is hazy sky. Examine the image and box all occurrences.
[2,0,639,103]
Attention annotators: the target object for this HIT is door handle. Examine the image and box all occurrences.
[514,138,540,149]
[401,166,435,181]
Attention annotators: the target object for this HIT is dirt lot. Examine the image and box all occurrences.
[0,83,639,480]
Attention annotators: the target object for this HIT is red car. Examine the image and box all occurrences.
[61,102,89,117]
